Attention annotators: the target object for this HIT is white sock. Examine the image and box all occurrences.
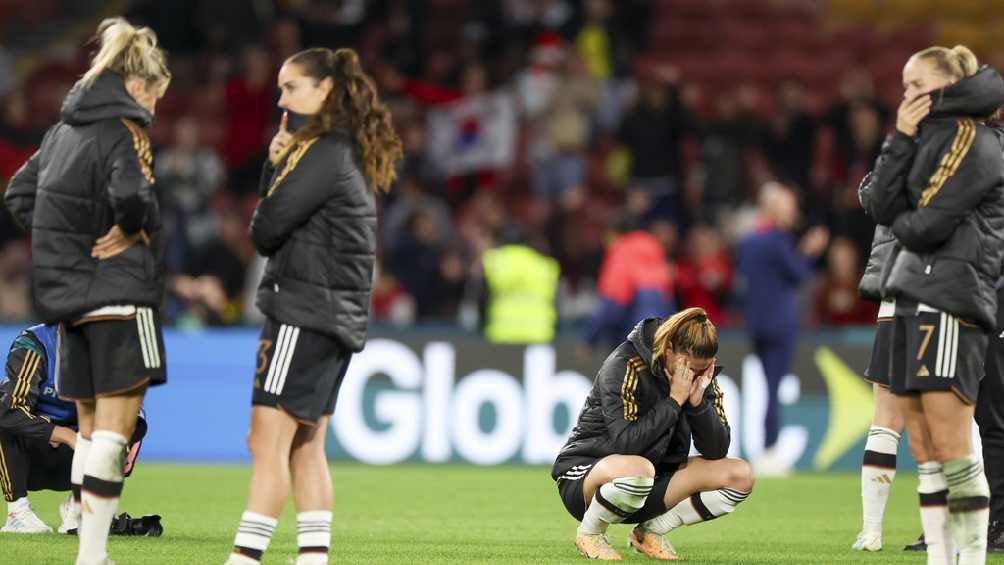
[578,476,654,535]
[225,554,260,565]
[918,461,955,565]
[296,510,332,565]
[71,433,91,504]
[77,430,126,565]
[945,454,990,565]
[642,488,751,535]
[232,510,278,563]
[861,426,899,535]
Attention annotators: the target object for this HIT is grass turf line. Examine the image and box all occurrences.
[1,464,1003,564]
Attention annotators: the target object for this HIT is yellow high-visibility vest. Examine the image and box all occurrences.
[482,245,560,344]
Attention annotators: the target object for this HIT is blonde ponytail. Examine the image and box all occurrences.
[652,307,719,363]
[913,44,980,80]
[951,45,980,77]
[81,17,170,93]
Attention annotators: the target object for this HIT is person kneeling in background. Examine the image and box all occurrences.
[0,324,150,535]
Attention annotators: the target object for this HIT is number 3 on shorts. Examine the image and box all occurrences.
[256,339,273,375]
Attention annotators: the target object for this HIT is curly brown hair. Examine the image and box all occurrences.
[286,47,403,193]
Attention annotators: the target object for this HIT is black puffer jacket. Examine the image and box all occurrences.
[4,72,164,322]
[857,172,898,302]
[865,66,1004,330]
[552,318,729,481]
[251,130,376,352]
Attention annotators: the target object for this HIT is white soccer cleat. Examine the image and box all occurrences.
[851,531,882,551]
[58,494,81,534]
[1,498,53,534]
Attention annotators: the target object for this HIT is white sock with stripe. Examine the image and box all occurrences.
[641,488,751,535]
[578,477,653,535]
[78,430,127,565]
[231,511,278,563]
[296,510,332,565]
[918,461,955,565]
[945,454,990,565]
[264,324,300,395]
[70,433,90,506]
[861,426,899,536]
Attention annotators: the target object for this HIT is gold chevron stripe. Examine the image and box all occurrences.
[923,120,967,196]
[710,376,728,427]
[920,119,975,207]
[0,441,12,500]
[267,137,319,197]
[11,351,39,409]
[621,357,643,422]
[120,118,155,184]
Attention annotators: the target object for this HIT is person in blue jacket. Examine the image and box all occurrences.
[0,324,147,534]
[737,182,828,476]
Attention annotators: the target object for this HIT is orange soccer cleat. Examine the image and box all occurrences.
[628,526,680,560]
[575,532,623,560]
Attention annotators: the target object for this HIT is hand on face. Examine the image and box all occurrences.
[666,355,695,406]
[687,358,716,407]
[896,93,932,137]
[268,111,293,166]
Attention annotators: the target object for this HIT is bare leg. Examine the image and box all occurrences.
[628,457,754,559]
[290,417,333,563]
[659,457,755,511]
[246,406,299,517]
[923,391,987,564]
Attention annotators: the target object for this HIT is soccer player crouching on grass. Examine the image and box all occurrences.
[0,324,146,534]
[552,307,754,560]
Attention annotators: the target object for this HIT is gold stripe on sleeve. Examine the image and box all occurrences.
[920,118,975,207]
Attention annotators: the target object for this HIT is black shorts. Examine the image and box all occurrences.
[864,320,894,387]
[890,311,987,405]
[252,318,351,424]
[556,461,676,524]
[57,308,167,400]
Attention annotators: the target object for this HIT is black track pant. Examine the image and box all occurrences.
[0,433,73,502]
[977,332,1004,524]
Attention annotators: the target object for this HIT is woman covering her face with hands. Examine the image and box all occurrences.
[552,307,754,561]
[860,44,1004,564]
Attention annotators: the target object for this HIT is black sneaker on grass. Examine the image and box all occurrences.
[989,521,1004,553]
[903,533,926,552]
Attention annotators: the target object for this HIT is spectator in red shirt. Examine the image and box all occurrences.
[225,45,274,194]
[676,225,732,326]
[584,216,676,348]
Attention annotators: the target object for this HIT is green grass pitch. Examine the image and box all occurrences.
[2,464,1003,564]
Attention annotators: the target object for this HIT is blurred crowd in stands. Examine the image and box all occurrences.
[1,0,982,335]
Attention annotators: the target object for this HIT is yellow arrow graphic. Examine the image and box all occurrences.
[813,346,875,470]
